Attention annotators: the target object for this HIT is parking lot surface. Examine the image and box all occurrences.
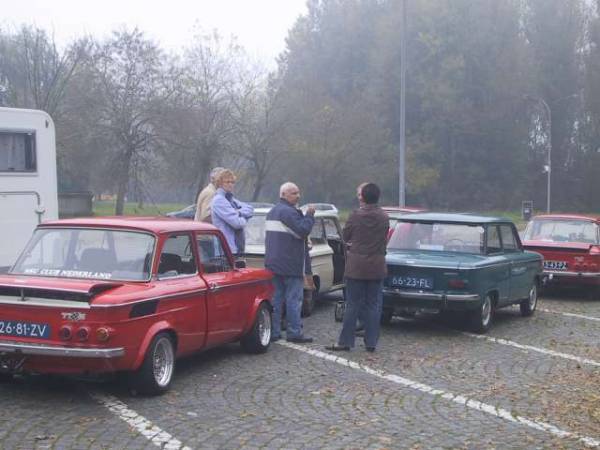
[1,288,600,450]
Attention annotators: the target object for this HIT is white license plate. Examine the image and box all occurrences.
[0,320,50,339]
[390,276,434,289]
[544,260,568,270]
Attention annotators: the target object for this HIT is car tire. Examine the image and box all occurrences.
[469,294,493,333]
[334,300,345,322]
[520,283,538,317]
[241,302,272,354]
[130,332,175,396]
[301,289,316,317]
[380,308,394,325]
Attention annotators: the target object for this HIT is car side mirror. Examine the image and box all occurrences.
[234,259,246,269]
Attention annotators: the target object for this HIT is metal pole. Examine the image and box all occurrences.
[540,99,551,214]
[399,0,406,207]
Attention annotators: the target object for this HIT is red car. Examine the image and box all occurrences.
[0,217,273,394]
[522,214,600,287]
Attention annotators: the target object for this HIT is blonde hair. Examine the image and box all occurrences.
[215,169,237,187]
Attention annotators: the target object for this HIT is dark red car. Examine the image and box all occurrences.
[522,214,600,287]
[0,217,273,394]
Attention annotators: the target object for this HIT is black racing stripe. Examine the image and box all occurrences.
[129,299,159,318]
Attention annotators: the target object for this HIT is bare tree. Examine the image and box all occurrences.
[155,31,241,201]
[0,26,87,118]
[93,28,171,215]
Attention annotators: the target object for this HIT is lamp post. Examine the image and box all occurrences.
[398,0,407,207]
[524,95,552,214]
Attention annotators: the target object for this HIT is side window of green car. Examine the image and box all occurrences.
[500,225,519,253]
[486,225,502,254]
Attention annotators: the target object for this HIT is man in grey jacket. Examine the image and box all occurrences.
[326,182,389,352]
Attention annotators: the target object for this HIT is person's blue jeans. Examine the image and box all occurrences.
[271,275,304,339]
[338,278,383,348]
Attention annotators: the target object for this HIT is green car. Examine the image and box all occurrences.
[384,213,543,333]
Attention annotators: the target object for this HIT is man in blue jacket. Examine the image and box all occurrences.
[265,182,315,343]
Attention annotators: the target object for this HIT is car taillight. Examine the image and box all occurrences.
[448,279,466,289]
[59,325,72,341]
[589,245,600,255]
[96,327,111,342]
[76,326,90,342]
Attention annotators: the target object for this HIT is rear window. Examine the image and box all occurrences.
[11,228,155,281]
[523,219,599,244]
[388,221,485,254]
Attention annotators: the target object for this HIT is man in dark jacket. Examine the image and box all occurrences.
[327,182,389,352]
[265,182,315,343]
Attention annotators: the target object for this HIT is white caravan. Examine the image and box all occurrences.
[0,107,58,270]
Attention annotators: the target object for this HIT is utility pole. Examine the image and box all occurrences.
[399,0,407,207]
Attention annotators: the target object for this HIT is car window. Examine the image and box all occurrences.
[158,234,197,278]
[310,218,326,244]
[523,219,599,244]
[486,226,502,254]
[500,225,519,252]
[197,234,232,273]
[323,218,341,240]
[388,222,485,254]
[245,215,266,246]
[11,228,155,281]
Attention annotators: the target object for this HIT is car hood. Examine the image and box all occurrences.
[386,250,487,269]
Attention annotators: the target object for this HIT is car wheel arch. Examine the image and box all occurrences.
[486,289,499,308]
[132,321,178,370]
[242,297,272,334]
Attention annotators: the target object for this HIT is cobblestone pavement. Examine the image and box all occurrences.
[1,288,600,449]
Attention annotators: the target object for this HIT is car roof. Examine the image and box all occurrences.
[530,214,600,222]
[40,216,219,234]
[251,207,338,218]
[382,206,425,213]
[398,212,513,224]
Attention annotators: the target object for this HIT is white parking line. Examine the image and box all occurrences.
[539,308,600,322]
[90,392,191,450]
[462,332,600,368]
[279,341,600,448]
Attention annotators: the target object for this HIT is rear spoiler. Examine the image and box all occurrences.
[0,282,123,303]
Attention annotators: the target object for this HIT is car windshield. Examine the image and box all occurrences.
[245,215,266,246]
[388,221,485,254]
[11,228,156,281]
[523,219,599,244]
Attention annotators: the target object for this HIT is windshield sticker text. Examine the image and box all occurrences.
[23,268,113,279]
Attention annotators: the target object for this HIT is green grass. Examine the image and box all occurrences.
[93,201,187,216]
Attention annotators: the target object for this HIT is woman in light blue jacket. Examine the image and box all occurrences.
[210,169,253,255]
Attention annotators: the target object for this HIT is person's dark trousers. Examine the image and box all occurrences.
[338,278,383,349]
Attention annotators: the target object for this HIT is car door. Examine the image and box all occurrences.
[485,224,511,305]
[323,217,346,287]
[501,224,531,300]
[156,233,207,353]
[196,232,252,346]
[308,218,334,293]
